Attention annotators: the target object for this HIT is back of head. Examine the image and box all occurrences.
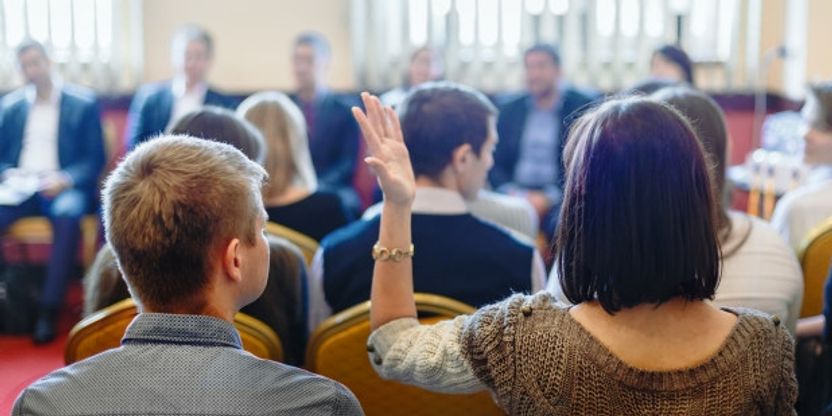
[556,97,720,313]
[653,44,694,85]
[169,106,266,165]
[805,82,832,131]
[398,81,497,179]
[651,87,729,227]
[237,91,318,199]
[102,136,267,312]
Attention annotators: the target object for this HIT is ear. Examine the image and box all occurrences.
[451,143,473,173]
[222,238,244,284]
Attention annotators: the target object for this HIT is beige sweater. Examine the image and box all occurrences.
[368,292,798,415]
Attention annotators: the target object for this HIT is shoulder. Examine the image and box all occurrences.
[465,214,536,252]
[464,292,564,335]
[133,81,170,101]
[723,306,793,343]
[561,86,598,114]
[1,88,26,109]
[320,217,378,251]
[774,181,832,217]
[12,352,114,413]
[496,93,530,112]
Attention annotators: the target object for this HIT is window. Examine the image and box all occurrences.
[0,0,141,92]
[354,0,745,92]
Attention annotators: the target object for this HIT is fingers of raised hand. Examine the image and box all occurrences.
[385,107,404,143]
[352,106,382,154]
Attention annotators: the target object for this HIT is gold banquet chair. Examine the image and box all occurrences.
[798,217,832,317]
[306,293,505,416]
[65,298,283,364]
[265,221,319,266]
[5,215,100,268]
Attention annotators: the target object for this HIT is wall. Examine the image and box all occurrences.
[141,0,355,93]
[806,0,832,84]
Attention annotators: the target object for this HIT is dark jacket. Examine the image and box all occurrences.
[0,84,106,199]
[126,81,237,148]
[490,87,596,190]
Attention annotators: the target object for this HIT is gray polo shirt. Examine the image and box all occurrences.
[13,313,363,415]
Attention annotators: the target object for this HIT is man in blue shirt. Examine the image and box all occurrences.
[491,44,596,238]
[13,137,362,415]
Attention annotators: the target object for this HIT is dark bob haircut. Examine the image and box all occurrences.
[169,106,266,165]
[555,97,720,314]
[399,81,497,179]
[653,44,694,86]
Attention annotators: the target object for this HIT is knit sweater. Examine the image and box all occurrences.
[368,292,798,415]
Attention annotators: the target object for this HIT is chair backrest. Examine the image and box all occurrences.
[65,298,283,364]
[5,215,100,267]
[799,217,832,317]
[306,293,505,416]
[265,221,319,266]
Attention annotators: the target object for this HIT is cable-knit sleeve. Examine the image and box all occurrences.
[774,324,798,415]
[459,294,532,409]
[367,316,487,393]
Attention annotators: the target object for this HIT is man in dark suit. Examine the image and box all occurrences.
[0,40,105,343]
[126,25,236,148]
[491,44,596,237]
[289,32,360,213]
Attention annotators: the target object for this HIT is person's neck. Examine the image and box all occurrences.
[35,79,54,101]
[533,87,559,110]
[415,175,456,192]
[579,297,715,325]
[184,77,204,92]
[297,85,321,103]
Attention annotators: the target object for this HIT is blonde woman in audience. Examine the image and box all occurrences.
[771,82,832,252]
[355,92,797,415]
[651,87,803,333]
[238,91,353,241]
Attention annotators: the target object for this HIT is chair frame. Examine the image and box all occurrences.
[65,298,284,364]
[798,217,832,317]
[265,221,319,266]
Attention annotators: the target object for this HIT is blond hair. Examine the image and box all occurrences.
[102,135,268,311]
[237,91,317,200]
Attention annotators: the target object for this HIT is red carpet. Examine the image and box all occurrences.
[0,282,82,414]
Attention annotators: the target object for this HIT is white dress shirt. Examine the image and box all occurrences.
[168,77,207,129]
[19,81,61,174]
[770,166,832,252]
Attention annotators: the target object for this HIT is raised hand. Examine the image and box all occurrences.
[352,92,416,207]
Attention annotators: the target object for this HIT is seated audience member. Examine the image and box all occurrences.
[0,40,105,343]
[82,237,309,365]
[771,82,832,252]
[126,25,236,148]
[309,83,545,331]
[168,106,265,163]
[650,44,695,86]
[652,88,803,332]
[14,137,362,415]
[355,93,797,414]
[380,47,444,108]
[290,32,360,213]
[363,189,539,243]
[238,91,353,241]
[491,44,596,238]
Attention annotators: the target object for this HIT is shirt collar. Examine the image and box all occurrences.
[171,76,208,99]
[24,74,62,105]
[122,313,242,349]
[411,187,469,215]
[527,80,566,113]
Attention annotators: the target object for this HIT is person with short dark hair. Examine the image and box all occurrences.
[380,47,444,108]
[648,87,803,333]
[357,92,797,414]
[290,32,360,213]
[308,82,545,331]
[491,43,596,238]
[14,136,363,415]
[650,44,695,86]
[126,24,237,148]
[168,105,266,165]
[0,39,106,343]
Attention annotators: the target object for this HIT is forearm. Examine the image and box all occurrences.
[370,202,417,329]
[368,316,485,393]
[795,315,825,339]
